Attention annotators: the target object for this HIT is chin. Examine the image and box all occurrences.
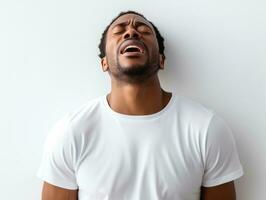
[121,63,146,69]
[118,63,149,75]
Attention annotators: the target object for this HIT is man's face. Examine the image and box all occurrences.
[101,14,164,83]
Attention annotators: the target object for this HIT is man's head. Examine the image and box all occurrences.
[98,11,165,83]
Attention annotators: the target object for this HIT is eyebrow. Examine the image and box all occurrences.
[112,21,152,31]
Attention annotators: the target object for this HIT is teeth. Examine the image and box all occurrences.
[123,45,142,53]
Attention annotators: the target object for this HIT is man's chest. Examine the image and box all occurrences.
[74,124,204,200]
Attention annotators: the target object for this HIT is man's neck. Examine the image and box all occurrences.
[107,76,172,115]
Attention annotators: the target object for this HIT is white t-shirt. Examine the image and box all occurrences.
[37,93,243,200]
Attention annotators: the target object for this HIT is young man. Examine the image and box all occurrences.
[37,11,243,200]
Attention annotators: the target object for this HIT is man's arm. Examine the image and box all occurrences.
[41,181,78,200]
[200,181,236,200]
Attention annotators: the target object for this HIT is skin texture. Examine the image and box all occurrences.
[40,13,237,199]
[201,181,236,200]
[41,182,78,200]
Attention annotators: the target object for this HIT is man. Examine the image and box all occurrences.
[37,11,244,200]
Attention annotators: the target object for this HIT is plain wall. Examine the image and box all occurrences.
[0,0,265,199]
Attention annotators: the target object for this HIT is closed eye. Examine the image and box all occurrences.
[111,23,152,35]
[137,25,152,34]
[112,26,125,34]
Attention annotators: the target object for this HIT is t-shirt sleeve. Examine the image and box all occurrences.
[202,113,244,187]
[36,114,78,190]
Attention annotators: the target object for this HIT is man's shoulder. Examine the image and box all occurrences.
[175,94,214,124]
[48,95,103,134]
[43,96,105,151]
[177,94,214,115]
[66,95,105,124]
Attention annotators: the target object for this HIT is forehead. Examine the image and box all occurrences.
[110,14,153,29]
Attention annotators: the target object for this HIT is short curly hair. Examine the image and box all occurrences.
[98,10,165,60]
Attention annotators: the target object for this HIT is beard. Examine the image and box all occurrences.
[112,54,160,84]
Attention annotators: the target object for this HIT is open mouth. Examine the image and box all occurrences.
[120,40,146,56]
[121,45,144,54]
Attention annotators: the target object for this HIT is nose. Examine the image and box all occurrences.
[123,27,140,39]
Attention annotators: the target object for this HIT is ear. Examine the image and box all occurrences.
[159,54,165,70]
[101,57,109,72]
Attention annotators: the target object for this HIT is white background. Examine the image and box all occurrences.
[0,0,265,199]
